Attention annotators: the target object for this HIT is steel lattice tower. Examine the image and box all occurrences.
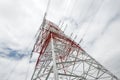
[31,19,119,80]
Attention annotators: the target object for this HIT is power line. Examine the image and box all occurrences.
[79,0,105,45]
[25,0,52,80]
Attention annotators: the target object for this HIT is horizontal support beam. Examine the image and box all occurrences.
[58,73,85,79]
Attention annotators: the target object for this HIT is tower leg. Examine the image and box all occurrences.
[51,34,59,80]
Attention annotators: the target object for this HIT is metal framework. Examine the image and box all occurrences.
[31,19,119,80]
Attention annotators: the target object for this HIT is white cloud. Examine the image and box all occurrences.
[0,0,120,79]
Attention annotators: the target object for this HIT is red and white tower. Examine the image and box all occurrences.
[30,19,119,80]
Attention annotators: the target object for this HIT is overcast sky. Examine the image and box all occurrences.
[0,0,120,80]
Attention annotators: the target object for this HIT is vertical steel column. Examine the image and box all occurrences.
[51,33,59,80]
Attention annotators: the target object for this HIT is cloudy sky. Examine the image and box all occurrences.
[0,0,120,80]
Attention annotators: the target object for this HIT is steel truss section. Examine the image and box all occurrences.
[31,19,119,80]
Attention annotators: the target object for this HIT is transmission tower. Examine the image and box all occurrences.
[30,19,119,80]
